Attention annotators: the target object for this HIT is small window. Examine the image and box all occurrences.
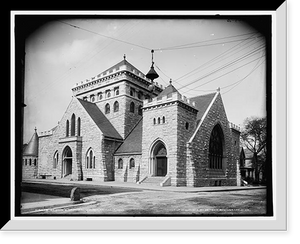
[158,117,161,124]
[34,158,37,166]
[153,118,156,125]
[137,91,143,99]
[86,149,95,169]
[77,117,81,136]
[114,101,119,112]
[71,114,76,136]
[162,116,165,123]
[66,120,69,137]
[118,158,123,169]
[130,88,135,97]
[90,95,95,102]
[138,105,143,116]
[185,122,189,130]
[53,151,59,169]
[98,92,103,100]
[129,158,135,169]
[114,87,119,96]
[29,158,32,166]
[105,103,110,114]
[25,159,27,166]
[106,90,111,98]
[130,102,135,113]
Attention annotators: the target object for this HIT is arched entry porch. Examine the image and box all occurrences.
[150,140,168,176]
[62,146,72,177]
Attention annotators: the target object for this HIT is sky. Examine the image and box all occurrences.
[23,17,267,143]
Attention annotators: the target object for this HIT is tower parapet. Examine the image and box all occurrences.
[143,91,197,112]
[71,59,163,96]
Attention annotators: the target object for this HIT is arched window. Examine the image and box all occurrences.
[209,125,224,169]
[129,158,135,169]
[66,120,69,137]
[98,92,103,100]
[53,151,59,169]
[105,103,110,114]
[114,101,119,112]
[153,118,156,125]
[162,116,165,123]
[106,90,111,98]
[90,94,95,102]
[158,117,161,124]
[77,117,81,136]
[29,158,32,166]
[86,149,95,169]
[114,87,119,96]
[130,102,135,113]
[71,114,75,136]
[34,158,37,166]
[138,105,143,115]
[118,158,123,169]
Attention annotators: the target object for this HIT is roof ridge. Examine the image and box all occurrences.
[189,91,217,99]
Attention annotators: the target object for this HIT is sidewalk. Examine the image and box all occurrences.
[23,178,266,193]
[21,192,81,214]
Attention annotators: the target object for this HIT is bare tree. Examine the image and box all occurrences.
[240,116,267,182]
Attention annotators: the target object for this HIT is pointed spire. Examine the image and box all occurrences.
[23,128,39,157]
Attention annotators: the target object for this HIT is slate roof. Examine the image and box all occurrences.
[77,98,122,140]
[189,92,217,121]
[115,118,143,155]
[100,58,145,77]
[23,130,39,156]
[156,83,180,99]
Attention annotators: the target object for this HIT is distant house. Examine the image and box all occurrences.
[239,147,255,183]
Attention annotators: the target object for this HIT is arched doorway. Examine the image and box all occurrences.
[62,146,72,177]
[151,141,168,176]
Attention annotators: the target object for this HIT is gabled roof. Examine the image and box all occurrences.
[23,130,39,157]
[115,118,143,155]
[156,83,180,99]
[77,98,122,140]
[189,92,217,121]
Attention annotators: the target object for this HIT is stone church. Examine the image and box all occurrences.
[22,56,241,187]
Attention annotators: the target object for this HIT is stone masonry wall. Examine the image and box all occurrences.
[176,104,198,186]
[38,97,111,181]
[187,93,237,187]
[114,154,142,183]
[142,102,179,184]
[22,156,38,179]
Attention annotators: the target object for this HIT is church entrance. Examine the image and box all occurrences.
[62,146,72,177]
[151,141,167,177]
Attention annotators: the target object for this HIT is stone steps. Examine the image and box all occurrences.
[142,176,165,186]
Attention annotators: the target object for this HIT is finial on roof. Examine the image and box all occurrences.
[123,54,126,60]
[169,79,172,84]
[34,127,37,133]
[217,87,220,92]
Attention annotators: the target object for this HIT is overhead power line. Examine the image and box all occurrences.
[58,20,151,51]
[154,32,259,51]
